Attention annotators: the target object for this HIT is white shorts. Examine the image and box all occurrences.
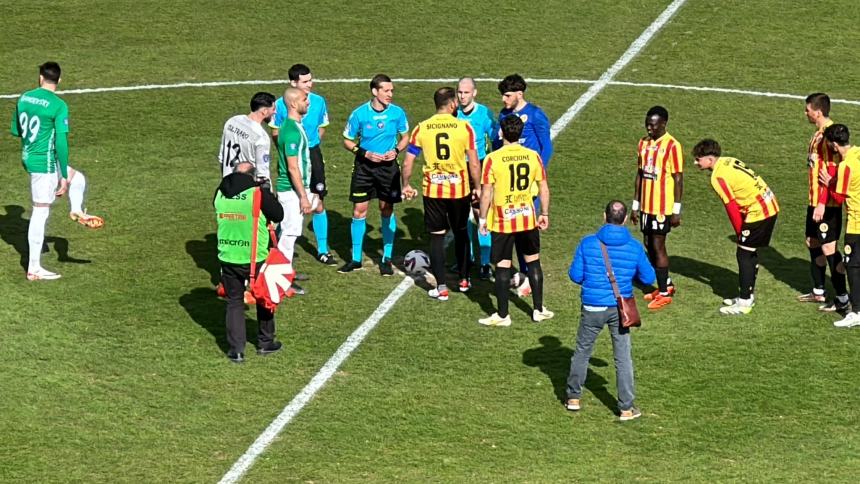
[30,172,60,204]
[277,190,318,237]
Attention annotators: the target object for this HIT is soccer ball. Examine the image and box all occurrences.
[404,250,431,275]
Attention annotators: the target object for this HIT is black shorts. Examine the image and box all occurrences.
[639,212,671,235]
[491,229,540,264]
[739,215,777,248]
[843,234,860,268]
[804,205,842,243]
[349,155,402,204]
[423,196,471,233]
[309,145,327,198]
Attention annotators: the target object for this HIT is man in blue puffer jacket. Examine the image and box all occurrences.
[565,200,655,421]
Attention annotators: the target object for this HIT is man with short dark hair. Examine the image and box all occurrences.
[214,161,284,363]
[798,93,848,311]
[693,139,780,315]
[631,106,683,310]
[339,74,409,276]
[270,64,336,265]
[218,92,276,183]
[478,115,551,326]
[820,124,860,327]
[495,74,553,297]
[566,200,654,421]
[10,61,104,281]
[402,87,481,299]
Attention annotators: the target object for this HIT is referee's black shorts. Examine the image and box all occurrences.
[349,155,402,204]
[423,196,471,233]
[309,145,327,198]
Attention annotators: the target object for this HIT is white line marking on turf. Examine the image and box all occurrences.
[3,76,859,106]
[218,2,688,483]
[217,276,414,484]
[550,0,687,138]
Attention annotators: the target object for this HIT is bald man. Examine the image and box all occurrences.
[275,87,313,294]
[457,77,498,279]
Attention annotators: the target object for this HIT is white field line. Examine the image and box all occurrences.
[550,0,687,138]
[218,1,687,483]
[3,77,859,106]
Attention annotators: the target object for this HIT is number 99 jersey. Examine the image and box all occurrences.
[481,143,546,234]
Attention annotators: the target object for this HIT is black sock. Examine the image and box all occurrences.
[655,267,669,294]
[430,233,446,289]
[848,267,860,311]
[495,266,511,318]
[527,260,544,311]
[737,248,758,299]
[828,252,848,296]
[453,227,470,279]
[809,247,826,292]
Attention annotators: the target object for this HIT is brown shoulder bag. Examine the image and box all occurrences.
[599,242,641,328]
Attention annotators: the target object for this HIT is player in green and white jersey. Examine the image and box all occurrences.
[275,88,313,294]
[9,62,103,281]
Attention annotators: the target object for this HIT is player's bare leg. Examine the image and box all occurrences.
[67,167,104,229]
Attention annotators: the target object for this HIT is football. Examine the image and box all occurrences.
[404,250,431,275]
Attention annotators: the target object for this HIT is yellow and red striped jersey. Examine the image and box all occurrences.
[835,146,860,234]
[711,157,779,223]
[407,113,476,199]
[807,119,842,207]
[637,132,683,215]
[481,143,546,234]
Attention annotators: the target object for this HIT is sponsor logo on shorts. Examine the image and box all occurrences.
[656,214,666,223]
[315,183,325,192]
[742,229,751,237]
[820,223,829,232]
[845,245,853,255]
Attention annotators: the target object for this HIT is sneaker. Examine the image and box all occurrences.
[26,268,61,281]
[834,311,860,328]
[458,278,472,292]
[379,259,394,276]
[69,211,105,229]
[644,285,675,301]
[619,407,642,421]
[516,276,532,297]
[226,351,245,364]
[316,252,337,266]
[479,264,492,280]
[819,298,851,313]
[797,292,826,303]
[478,312,512,327]
[290,283,306,296]
[720,299,754,315]
[565,398,581,411]
[257,341,283,356]
[647,294,673,310]
[722,296,756,306]
[533,307,555,322]
[428,287,449,301]
[337,260,363,273]
[294,272,310,281]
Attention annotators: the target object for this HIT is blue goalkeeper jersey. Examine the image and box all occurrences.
[457,102,497,161]
[343,101,409,154]
[270,92,329,148]
[495,102,553,166]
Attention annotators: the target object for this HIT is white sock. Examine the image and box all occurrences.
[28,206,50,272]
[278,234,297,262]
[69,171,86,214]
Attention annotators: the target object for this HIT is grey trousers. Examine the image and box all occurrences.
[566,306,636,411]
